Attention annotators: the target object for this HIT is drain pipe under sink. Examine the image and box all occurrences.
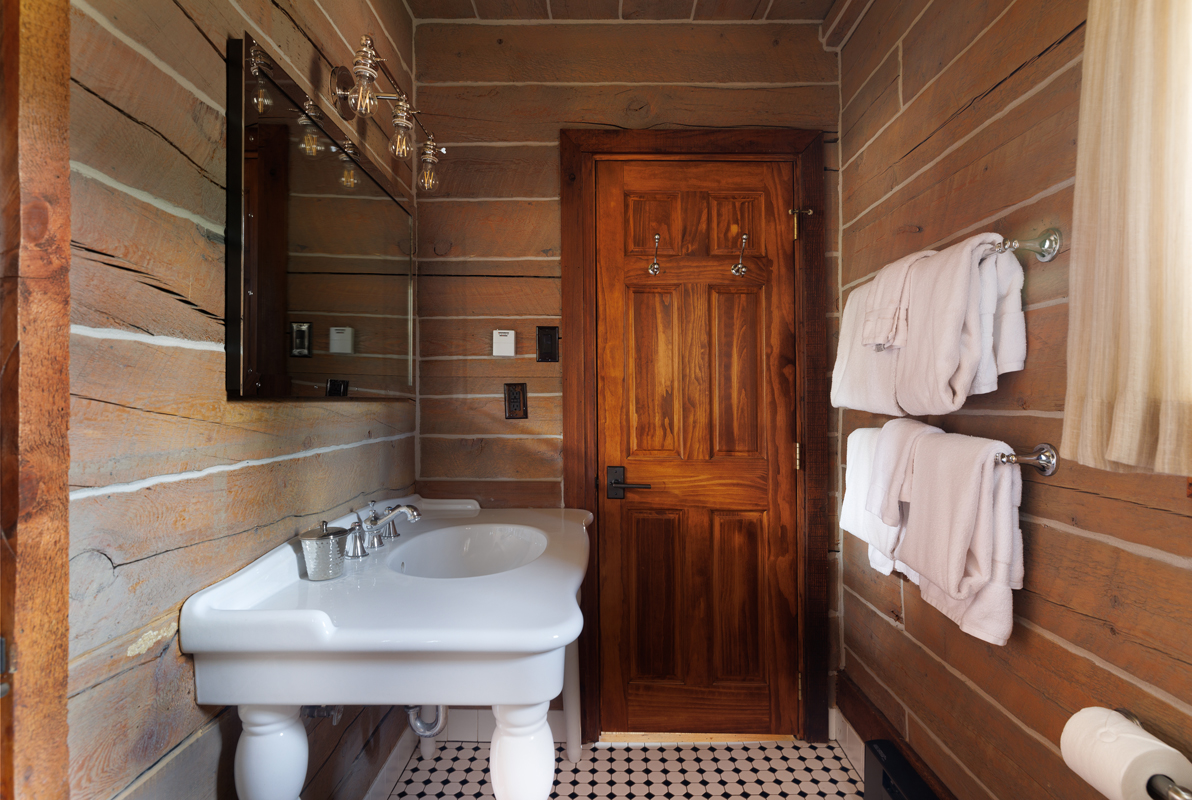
[406,705,448,759]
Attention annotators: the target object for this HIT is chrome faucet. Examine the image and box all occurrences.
[375,503,420,529]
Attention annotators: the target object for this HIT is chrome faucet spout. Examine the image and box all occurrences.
[376,503,420,527]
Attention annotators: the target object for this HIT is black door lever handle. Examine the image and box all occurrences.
[606,466,652,499]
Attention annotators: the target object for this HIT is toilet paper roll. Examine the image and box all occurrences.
[1061,707,1192,800]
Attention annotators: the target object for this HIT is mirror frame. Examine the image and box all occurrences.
[226,34,414,401]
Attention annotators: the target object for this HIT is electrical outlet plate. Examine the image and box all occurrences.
[504,383,528,419]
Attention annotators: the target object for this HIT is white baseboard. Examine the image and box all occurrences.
[362,728,419,800]
[835,710,866,778]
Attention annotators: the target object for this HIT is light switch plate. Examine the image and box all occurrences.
[492,330,515,357]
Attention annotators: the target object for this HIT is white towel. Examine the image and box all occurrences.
[866,418,943,528]
[861,249,937,351]
[840,428,920,582]
[894,234,1001,415]
[895,432,1023,646]
[972,248,1027,394]
[991,250,1026,375]
[831,283,904,416]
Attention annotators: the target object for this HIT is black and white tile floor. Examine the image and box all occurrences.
[386,741,864,799]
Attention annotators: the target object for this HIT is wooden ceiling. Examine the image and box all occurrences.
[405,0,835,22]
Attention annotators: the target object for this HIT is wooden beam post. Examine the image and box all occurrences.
[0,0,72,795]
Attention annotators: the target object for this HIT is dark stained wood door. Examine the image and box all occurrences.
[596,160,799,734]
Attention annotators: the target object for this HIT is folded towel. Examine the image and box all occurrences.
[894,233,1002,415]
[991,250,1026,375]
[866,418,943,528]
[831,283,904,416]
[840,428,919,582]
[861,249,937,351]
[972,248,1028,394]
[895,432,1023,646]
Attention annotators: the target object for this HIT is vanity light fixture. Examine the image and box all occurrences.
[249,45,273,114]
[338,139,360,190]
[417,137,444,193]
[297,97,324,158]
[328,35,445,185]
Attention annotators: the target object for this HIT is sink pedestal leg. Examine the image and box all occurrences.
[235,705,308,800]
[490,702,555,800]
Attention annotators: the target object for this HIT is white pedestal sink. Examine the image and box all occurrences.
[180,497,591,800]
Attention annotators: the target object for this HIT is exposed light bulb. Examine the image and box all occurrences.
[417,162,439,192]
[390,129,413,159]
[300,131,322,158]
[347,81,376,116]
[340,167,359,189]
[417,138,442,194]
[252,82,272,114]
[390,98,415,158]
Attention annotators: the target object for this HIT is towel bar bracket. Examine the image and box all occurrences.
[994,228,1063,262]
[995,442,1058,476]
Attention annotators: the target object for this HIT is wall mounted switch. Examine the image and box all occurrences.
[329,326,354,354]
[536,326,560,362]
[504,383,528,419]
[493,330,515,357]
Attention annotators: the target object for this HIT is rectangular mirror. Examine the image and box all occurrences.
[227,35,414,400]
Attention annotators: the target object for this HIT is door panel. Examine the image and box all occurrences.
[597,159,798,734]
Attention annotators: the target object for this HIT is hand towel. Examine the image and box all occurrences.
[866,418,943,528]
[831,282,904,416]
[894,233,1002,415]
[972,248,1027,394]
[991,250,1026,375]
[895,432,1023,646]
[861,249,937,351]
[840,428,919,581]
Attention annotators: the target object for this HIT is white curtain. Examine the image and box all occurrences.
[1063,0,1192,475]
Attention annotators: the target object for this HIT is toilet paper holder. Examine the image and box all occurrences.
[1115,709,1192,800]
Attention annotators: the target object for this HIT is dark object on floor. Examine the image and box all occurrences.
[864,739,939,800]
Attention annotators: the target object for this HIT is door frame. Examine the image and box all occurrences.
[560,129,831,743]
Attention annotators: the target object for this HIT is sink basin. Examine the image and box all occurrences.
[390,523,548,578]
[180,497,592,800]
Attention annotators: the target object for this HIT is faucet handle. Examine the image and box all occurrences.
[344,520,369,558]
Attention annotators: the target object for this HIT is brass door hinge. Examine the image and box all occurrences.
[789,208,814,240]
[796,443,801,470]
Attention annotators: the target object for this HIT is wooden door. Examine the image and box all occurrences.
[596,160,799,734]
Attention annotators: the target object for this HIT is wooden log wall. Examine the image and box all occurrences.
[67,0,416,797]
[412,13,840,509]
[830,1,1192,797]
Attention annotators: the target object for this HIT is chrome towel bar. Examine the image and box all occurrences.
[995,442,1059,476]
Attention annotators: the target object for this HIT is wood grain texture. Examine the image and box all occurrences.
[420,437,563,480]
[842,656,907,738]
[416,23,835,84]
[621,0,698,19]
[415,479,563,508]
[899,0,1013,100]
[2,0,73,795]
[842,0,1086,226]
[420,358,563,396]
[416,259,561,277]
[842,61,1081,283]
[550,0,621,18]
[63,0,419,795]
[418,276,562,317]
[834,671,958,800]
[839,0,929,106]
[473,0,551,19]
[432,145,561,198]
[767,0,835,20]
[845,594,1101,800]
[842,534,902,622]
[840,49,899,165]
[70,439,415,656]
[421,396,561,435]
[418,84,839,143]
[418,200,560,259]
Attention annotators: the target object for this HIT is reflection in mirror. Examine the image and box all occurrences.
[228,36,413,400]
